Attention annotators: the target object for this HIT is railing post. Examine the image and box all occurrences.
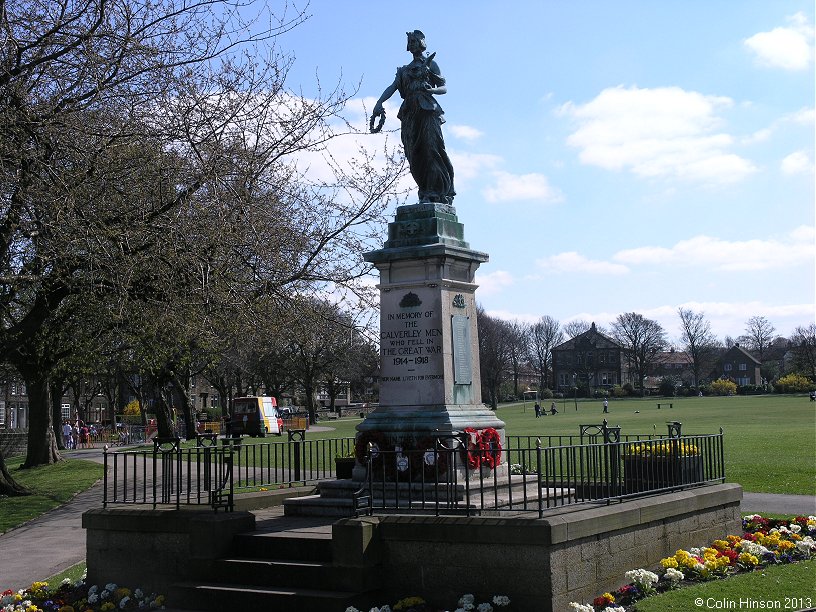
[288,429,306,483]
[536,437,543,518]
[103,445,109,508]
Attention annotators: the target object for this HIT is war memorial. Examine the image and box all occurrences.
[82,30,743,611]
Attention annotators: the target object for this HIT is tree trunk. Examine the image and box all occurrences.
[0,448,30,496]
[51,378,66,450]
[21,369,61,467]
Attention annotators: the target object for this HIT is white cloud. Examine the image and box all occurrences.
[535,252,629,275]
[781,150,813,175]
[614,227,815,272]
[482,171,564,203]
[486,309,541,325]
[448,151,502,182]
[561,301,814,340]
[744,12,815,71]
[447,124,483,141]
[560,85,756,184]
[785,107,816,125]
[475,269,514,296]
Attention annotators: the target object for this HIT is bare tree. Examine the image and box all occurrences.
[612,312,667,393]
[506,321,530,398]
[529,315,563,391]
[477,306,513,410]
[739,316,778,364]
[790,324,816,379]
[677,307,718,388]
[563,320,591,339]
[1,0,405,466]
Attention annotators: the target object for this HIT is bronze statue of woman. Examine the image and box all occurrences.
[371,30,455,205]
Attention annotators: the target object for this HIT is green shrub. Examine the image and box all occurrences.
[710,379,738,396]
[539,388,553,399]
[774,373,815,393]
[611,385,627,398]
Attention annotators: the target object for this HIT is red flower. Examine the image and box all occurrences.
[719,549,738,564]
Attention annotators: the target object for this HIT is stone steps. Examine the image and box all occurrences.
[282,476,574,517]
[170,519,379,610]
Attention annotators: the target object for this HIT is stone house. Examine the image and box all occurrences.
[551,323,630,393]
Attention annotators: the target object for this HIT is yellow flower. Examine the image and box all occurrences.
[602,593,615,603]
[712,539,730,551]
[661,557,679,568]
[726,535,742,546]
[101,603,116,612]
[114,587,131,600]
[738,552,759,566]
[778,540,795,551]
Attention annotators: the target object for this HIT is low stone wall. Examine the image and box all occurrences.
[82,509,255,594]
[0,431,28,458]
[332,483,742,611]
[83,483,741,611]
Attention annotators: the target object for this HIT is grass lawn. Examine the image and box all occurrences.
[494,394,816,496]
[0,456,104,534]
[633,559,816,611]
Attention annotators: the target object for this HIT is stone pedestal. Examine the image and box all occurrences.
[356,202,505,480]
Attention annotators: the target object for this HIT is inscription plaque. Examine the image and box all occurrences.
[452,315,472,385]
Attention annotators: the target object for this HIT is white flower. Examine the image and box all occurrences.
[345,607,361,612]
[790,524,802,534]
[568,604,594,612]
[625,568,659,589]
[795,540,814,556]
[88,593,99,604]
[88,585,99,595]
[458,594,475,606]
[664,567,685,582]
[120,596,131,609]
[134,588,144,599]
[477,603,493,612]
[105,583,118,592]
[101,590,111,600]
[61,578,72,586]
[492,595,511,607]
[740,541,769,557]
[743,514,762,520]
[689,547,702,556]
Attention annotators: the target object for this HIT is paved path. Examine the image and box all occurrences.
[2,450,814,596]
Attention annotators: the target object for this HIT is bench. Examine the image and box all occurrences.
[656,403,673,409]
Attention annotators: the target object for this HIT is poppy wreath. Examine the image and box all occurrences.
[355,430,391,463]
[479,427,503,469]
[414,435,450,479]
[463,427,482,469]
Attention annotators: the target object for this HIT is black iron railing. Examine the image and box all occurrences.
[102,426,724,516]
[103,434,356,511]
[358,428,725,518]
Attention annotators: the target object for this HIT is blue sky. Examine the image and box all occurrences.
[277,1,814,342]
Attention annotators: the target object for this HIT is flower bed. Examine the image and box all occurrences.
[570,514,816,611]
[1,578,164,611]
[346,592,512,612]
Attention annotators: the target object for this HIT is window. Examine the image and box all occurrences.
[599,353,606,364]
[587,352,593,365]
[61,404,71,420]
[724,363,733,371]
[739,363,747,371]
[609,353,617,363]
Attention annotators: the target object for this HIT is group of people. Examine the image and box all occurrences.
[61,419,96,449]
[534,402,559,417]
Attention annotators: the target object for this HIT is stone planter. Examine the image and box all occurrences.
[623,455,704,493]
[335,457,356,480]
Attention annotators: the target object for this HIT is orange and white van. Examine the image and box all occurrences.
[231,396,283,437]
